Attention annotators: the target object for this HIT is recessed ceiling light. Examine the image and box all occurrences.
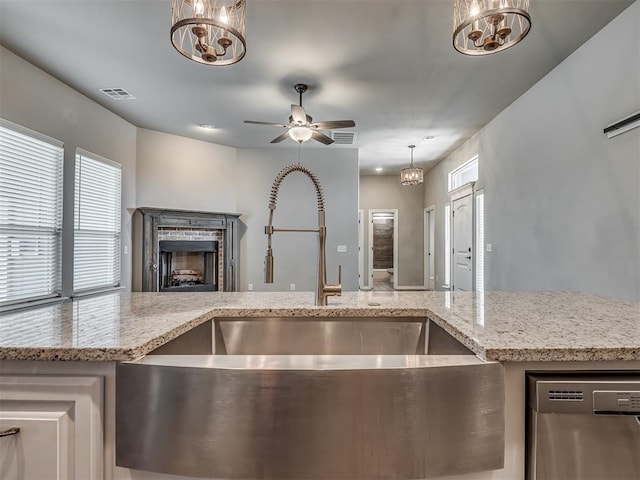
[375,167,383,172]
[199,124,216,130]
[423,135,436,141]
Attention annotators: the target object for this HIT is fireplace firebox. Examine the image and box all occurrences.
[159,240,218,292]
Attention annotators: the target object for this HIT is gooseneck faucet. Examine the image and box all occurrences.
[264,163,342,306]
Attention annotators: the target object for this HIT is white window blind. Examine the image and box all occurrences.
[73,149,122,293]
[444,203,451,288]
[475,190,485,294]
[0,119,63,306]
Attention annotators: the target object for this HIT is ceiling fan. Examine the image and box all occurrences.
[244,84,355,145]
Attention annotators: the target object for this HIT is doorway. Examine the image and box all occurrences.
[424,206,435,290]
[368,209,398,291]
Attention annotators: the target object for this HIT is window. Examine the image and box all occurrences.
[444,203,451,288]
[475,189,485,293]
[0,119,63,307]
[73,149,122,293]
[448,155,478,192]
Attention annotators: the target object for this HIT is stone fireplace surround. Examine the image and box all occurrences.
[132,208,241,292]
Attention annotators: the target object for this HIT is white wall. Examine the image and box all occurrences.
[236,148,360,293]
[425,2,640,301]
[360,175,425,287]
[136,129,237,213]
[0,46,138,294]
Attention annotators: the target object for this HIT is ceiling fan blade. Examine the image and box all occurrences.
[270,131,291,144]
[244,120,288,128]
[290,105,307,124]
[311,130,334,145]
[310,120,356,130]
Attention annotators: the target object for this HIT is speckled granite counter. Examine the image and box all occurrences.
[0,291,638,362]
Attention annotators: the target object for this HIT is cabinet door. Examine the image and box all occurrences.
[0,376,103,480]
[0,403,73,480]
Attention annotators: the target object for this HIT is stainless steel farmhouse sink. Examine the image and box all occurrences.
[116,317,504,480]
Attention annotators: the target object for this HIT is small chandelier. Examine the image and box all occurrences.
[171,0,246,66]
[453,0,531,55]
[400,145,424,186]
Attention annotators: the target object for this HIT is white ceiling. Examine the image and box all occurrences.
[0,0,633,175]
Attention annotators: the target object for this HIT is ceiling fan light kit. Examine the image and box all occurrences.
[400,145,424,186]
[289,126,313,143]
[171,0,246,65]
[453,0,531,55]
[244,84,356,145]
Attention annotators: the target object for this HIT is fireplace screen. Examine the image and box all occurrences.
[158,240,218,292]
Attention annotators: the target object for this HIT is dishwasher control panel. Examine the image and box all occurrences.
[593,390,640,415]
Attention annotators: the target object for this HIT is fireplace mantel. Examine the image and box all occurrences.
[133,208,242,292]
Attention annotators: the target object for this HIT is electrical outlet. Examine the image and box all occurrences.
[290,283,295,291]
[248,283,253,291]
[486,243,493,253]
[123,246,128,255]
[337,245,347,253]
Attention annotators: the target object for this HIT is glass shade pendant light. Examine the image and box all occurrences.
[400,145,424,186]
[171,0,246,65]
[288,126,313,143]
[453,0,531,55]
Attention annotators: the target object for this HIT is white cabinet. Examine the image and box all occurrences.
[0,375,103,480]
[0,405,73,479]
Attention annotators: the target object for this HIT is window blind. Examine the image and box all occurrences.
[0,119,63,306]
[73,149,122,293]
[444,203,451,288]
[475,190,485,294]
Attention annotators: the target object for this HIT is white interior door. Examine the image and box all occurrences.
[452,194,473,291]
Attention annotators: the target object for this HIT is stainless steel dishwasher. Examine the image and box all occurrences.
[527,372,640,480]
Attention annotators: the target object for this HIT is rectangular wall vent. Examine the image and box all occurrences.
[100,88,136,100]
[331,131,357,145]
[548,390,584,401]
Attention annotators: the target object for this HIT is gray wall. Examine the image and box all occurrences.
[0,46,138,294]
[360,175,425,287]
[424,2,639,301]
[236,148,360,293]
[136,128,237,212]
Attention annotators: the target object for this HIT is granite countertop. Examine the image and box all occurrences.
[0,291,638,362]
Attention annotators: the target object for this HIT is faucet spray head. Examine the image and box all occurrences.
[265,247,274,283]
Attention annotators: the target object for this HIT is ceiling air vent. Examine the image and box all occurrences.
[330,131,357,145]
[99,88,136,100]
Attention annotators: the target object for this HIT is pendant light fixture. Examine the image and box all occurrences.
[453,0,531,55]
[171,0,246,66]
[400,145,424,186]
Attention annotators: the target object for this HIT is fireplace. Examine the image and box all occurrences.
[133,208,241,292]
[159,240,218,292]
